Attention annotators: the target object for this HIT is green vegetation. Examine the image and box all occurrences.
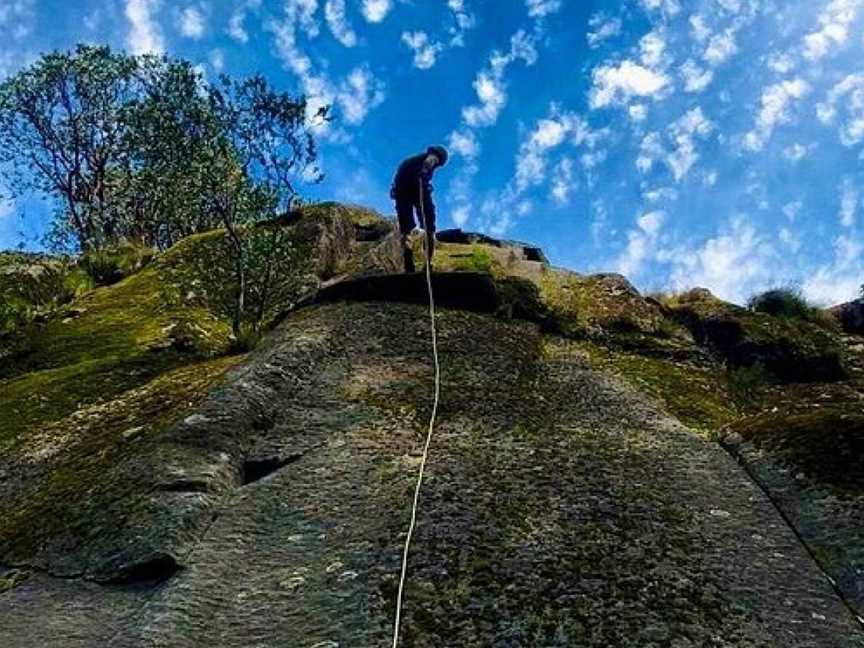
[728,407,864,493]
[747,287,838,331]
[0,44,324,336]
[576,342,737,433]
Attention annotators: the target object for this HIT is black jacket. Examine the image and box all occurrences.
[391,153,435,200]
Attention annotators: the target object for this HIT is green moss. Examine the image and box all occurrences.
[728,408,864,493]
[0,568,29,594]
[80,242,156,286]
[577,342,737,433]
[0,355,242,558]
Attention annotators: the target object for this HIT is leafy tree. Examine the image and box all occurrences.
[0,45,141,250]
[200,74,326,338]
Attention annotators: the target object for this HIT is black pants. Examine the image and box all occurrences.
[394,188,436,260]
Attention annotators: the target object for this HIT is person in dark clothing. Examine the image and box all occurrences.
[391,145,449,273]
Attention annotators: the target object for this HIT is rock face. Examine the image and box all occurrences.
[831,299,864,336]
[1,203,863,646]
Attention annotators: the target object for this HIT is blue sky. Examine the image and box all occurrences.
[1,0,863,305]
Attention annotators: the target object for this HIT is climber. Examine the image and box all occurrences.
[391,145,449,273]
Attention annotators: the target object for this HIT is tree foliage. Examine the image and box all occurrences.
[0,44,326,338]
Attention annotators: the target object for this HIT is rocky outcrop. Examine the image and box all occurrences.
[831,299,864,336]
[2,300,862,646]
[2,203,863,646]
[666,288,847,382]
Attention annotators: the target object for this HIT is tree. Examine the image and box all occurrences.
[200,74,327,338]
[0,45,141,250]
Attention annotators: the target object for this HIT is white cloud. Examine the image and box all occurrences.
[816,74,864,146]
[704,28,737,65]
[178,6,206,39]
[209,48,225,72]
[126,0,164,54]
[680,59,713,93]
[515,111,606,191]
[644,186,679,202]
[766,52,795,74]
[0,0,34,41]
[744,78,810,151]
[629,104,648,122]
[361,0,392,23]
[690,15,711,42]
[616,210,666,277]
[779,227,801,252]
[452,205,470,227]
[227,0,261,43]
[590,61,670,109]
[662,216,780,304]
[269,9,385,134]
[461,31,537,128]
[802,0,861,61]
[666,107,713,181]
[337,67,385,124]
[802,234,864,305]
[325,0,357,47]
[551,158,574,204]
[640,0,681,16]
[637,132,664,173]
[640,31,666,67]
[402,31,444,69]
[587,15,622,48]
[783,143,813,160]
[783,200,803,221]
[448,129,479,158]
[526,0,562,18]
[840,178,858,226]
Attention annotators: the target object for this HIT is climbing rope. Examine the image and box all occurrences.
[391,180,441,648]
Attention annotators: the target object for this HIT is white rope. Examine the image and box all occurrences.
[391,180,441,648]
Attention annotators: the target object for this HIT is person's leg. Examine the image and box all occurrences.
[419,191,437,265]
[395,196,416,273]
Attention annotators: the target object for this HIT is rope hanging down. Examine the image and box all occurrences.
[391,180,442,648]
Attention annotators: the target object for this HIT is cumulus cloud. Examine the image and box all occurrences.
[515,110,607,191]
[126,0,164,54]
[744,78,810,151]
[590,61,670,109]
[640,0,681,16]
[703,28,737,65]
[448,129,480,158]
[802,0,861,61]
[361,0,392,23]
[662,217,780,304]
[616,210,666,277]
[227,0,261,43]
[525,0,562,18]
[783,143,813,160]
[337,67,385,124]
[0,0,34,41]
[803,234,864,304]
[816,73,864,146]
[587,14,622,48]
[840,178,859,226]
[680,60,713,93]
[178,6,206,39]
[551,158,574,203]
[325,0,357,47]
[269,6,385,135]
[461,31,537,128]
[640,30,666,67]
[402,31,444,69]
[667,107,713,181]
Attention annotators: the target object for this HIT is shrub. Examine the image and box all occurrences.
[748,287,812,318]
[80,243,155,286]
[747,286,839,331]
[727,361,773,410]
